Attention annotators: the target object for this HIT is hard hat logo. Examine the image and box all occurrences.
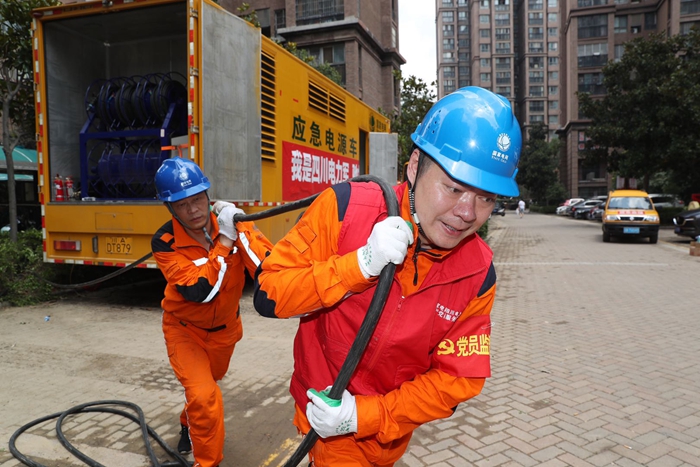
[497,133,511,152]
[178,168,189,181]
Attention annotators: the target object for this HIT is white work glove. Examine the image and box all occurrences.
[217,205,244,241]
[306,387,358,438]
[357,216,413,279]
[212,200,234,215]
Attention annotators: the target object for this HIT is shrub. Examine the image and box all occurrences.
[0,229,53,306]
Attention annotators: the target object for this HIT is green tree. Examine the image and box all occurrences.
[1,0,59,242]
[386,72,436,176]
[517,123,566,205]
[578,30,700,198]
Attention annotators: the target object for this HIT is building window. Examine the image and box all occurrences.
[614,16,627,34]
[480,28,491,38]
[680,21,700,34]
[497,86,511,96]
[480,58,491,67]
[495,42,511,53]
[548,0,557,6]
[442,0,454,6]
[496,28,510,40]
[459,79,469,87]
[528,12,544,25]
[548,41,558,51]
[549,100,558,110]
[458,0,468,5]
[443,52,455,61]
[578,42,608,67]
[495,0,511,10]
[296,0,344,25]
[529,27,544,39]
[681,0,700,15]
[645,12,657,29]
[548,56,559,66]
[529,71,545,83]
[459,24,469,34]
[579,72,605,93]
[578,14,608,38]
[529,56,545,68]
[480,73,492,82]
[614,44,624,61]
[529,42,544,53]
[496,57,511,69]
[496,71,511,83]
[443,11,454,22]
[443,66,456,78]
[481,0,490,7]
[458,51,469,60]
[529,85,545,96]
[458,11,468,21]
[495,13,511,25]
[548,27,558,36]
[578,0,606,6]
[444,38,455,49]
[530,114,545,123]
[480,14,491,23]
[528,0,544,9]
[304,43,346,84]
[548,115,559,124]
[444,79,455,88]
[275,9,286,30]
[458,38,469,47]
[529,101,545,112]
[548,85,558,95]
[480,43,491,52]
[443,24,455,36]
[548,71,559,80]
[459,65,469,75]
[548,13,558,22]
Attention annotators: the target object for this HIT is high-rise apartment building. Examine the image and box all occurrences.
[436,0,700,199]
[221,0,405,113]
[559,0,699,198]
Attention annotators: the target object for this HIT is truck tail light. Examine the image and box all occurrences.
[54,240,81,251]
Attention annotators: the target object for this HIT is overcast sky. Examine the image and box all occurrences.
[399,0,437,91]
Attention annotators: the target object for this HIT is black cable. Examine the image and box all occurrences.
[282,175,400,466]
[9,400,191,467]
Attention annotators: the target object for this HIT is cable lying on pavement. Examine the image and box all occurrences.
[10,400,192,467]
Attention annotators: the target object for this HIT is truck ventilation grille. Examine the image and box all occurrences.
[308,81,346,123]
[261,51,276,161]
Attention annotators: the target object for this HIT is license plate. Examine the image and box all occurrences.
[106,236,132,254]
[623,227,640,234]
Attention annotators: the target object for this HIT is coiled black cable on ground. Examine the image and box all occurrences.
[9,400,191,467]
[13,175,397,467]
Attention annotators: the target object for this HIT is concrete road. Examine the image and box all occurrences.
[0,213,698,466]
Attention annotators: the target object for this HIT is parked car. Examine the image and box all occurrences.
[571,199,604,219]
[672,208,700,239]
[562,199,585,217]
[492,201,506,216]
[556,198,584,215]
[602,189,659,243]
[648,193,684,209]
[590,204,605,221]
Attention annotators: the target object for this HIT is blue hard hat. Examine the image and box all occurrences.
[411,86,522,197]
[155,157,210,202]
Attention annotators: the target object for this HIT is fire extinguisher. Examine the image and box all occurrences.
[65,176,74,200]
[54,174,65,202]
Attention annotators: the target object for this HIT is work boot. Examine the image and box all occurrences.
[177,425,191,454]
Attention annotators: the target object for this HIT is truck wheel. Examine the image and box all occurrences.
[603,231,610,243]
[649,233,658,244]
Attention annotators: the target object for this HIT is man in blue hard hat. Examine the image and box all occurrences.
[253,87,522,465]
[151,157,272,467]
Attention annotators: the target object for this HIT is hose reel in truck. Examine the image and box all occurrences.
[11,175,399,466]
[81,73,187,200]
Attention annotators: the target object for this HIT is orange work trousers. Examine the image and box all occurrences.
[163,312,242,467]
[293,405,410,467]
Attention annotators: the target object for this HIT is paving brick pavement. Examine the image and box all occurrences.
[1,213,698,466]
[398,213,700,467]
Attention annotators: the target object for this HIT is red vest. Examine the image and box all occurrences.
[289,182,494,407]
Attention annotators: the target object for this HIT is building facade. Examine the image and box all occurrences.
[435,0,700,199]
[221,0,405,114]
[559,0,700,198]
